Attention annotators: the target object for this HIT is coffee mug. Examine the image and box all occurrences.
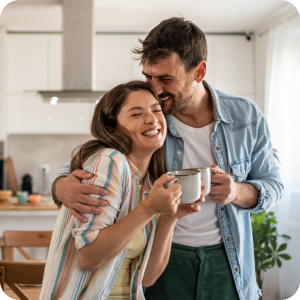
[194,168,217,195]
[17,191,28,203]
[166,169,201,204]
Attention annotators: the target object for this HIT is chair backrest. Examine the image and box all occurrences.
[3,231,52,261]
[0,260,45,300]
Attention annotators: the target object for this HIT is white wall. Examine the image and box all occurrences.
[5,33,256,135]
[0,28,7,141]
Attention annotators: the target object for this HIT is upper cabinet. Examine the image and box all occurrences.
[6,33,255,134]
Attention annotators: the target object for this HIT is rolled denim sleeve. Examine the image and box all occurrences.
[49,160,71,205]
[242,113,284,213]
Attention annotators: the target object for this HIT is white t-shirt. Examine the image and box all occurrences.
[171,115,222,247]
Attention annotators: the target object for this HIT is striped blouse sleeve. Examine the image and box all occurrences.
[72,149,128,250]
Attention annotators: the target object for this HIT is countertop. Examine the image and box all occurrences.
[0,196,59,212]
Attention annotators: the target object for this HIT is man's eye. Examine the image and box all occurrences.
[132,114,142,117]
[153,110,162,113]
[161,78,171,82]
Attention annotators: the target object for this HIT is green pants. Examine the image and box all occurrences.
[145,243,240,300]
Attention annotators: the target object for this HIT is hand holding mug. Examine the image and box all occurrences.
[142,174,182,216]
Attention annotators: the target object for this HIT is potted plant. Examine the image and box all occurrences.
[251,211,291,299]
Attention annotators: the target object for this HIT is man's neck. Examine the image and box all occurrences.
[172,82,214,128]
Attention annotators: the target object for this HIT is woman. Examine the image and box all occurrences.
[40,81,204,300]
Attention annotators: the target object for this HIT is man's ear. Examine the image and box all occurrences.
[195,61,206,83]
[106,126,115,133]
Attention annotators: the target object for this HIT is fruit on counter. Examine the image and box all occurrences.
[28,194,42,203]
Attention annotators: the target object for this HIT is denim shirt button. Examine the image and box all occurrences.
[216,146,220,150]
[235,267,238,271]
[177,151,181,155]
[227,237,231,241]
[221,207,224,211]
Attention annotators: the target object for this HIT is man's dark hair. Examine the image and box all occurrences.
[133,17,208,72]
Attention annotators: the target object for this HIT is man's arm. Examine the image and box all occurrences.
[209,114,283,211]
[50,160,109,223]
[209,166,259,208]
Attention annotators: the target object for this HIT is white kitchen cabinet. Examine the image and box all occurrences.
[7,34,94,134]
[7,35,48,92]
[95,35,132,90]
[130,34,147,81]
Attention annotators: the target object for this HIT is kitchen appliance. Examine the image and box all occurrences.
[38,0,106,103]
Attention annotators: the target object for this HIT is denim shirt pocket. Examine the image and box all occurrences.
[229,157,251,182]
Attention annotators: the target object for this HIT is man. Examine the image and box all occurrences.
[50,18,283,300]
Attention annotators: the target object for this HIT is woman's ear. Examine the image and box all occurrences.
[106,126,115,133]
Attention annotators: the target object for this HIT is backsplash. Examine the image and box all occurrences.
[7,134,92,195]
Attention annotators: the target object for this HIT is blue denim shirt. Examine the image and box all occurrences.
[165,81,283,300]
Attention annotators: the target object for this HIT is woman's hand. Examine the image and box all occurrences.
[142,174,182,216]
[166,178,206,220]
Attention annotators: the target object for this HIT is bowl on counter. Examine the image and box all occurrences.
[28,194,42,204]
[0,190,12,203]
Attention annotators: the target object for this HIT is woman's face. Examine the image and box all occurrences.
[116,90,167,156]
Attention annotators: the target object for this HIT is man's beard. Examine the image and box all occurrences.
[161,88,195,116]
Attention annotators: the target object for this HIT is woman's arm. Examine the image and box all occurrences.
[142,188,205,286]
[78,174,182,272]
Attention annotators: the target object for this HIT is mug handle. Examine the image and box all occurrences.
[166,178,180,188]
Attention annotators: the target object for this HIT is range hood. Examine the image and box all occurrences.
[38,0,106,103]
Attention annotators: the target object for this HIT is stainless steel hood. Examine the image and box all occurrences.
[38,0,106,103]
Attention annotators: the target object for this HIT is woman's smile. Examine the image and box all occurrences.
[116,90,167,155]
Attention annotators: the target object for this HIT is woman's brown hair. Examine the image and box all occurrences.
[70,80,166,181]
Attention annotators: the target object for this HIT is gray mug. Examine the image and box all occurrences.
[194,167,217,195]
[166,169,201,204]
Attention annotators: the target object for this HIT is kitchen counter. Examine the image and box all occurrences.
[0,197,60,260]
[0,197,59,211]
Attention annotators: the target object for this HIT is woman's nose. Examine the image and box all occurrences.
[145,112,157,124]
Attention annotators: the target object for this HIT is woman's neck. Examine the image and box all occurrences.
[126,152,152,181]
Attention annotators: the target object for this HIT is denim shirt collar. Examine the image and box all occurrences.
[166,80,233,136]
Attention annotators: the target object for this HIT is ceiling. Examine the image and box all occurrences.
[0,0,297,33]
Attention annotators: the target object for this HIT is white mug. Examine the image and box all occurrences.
[166,169,201,204]
[194,167,217,195]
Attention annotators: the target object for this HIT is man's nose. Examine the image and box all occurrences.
[150,79,163,95]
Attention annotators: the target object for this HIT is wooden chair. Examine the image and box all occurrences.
[3,231,52,261]
[0,260,45,300]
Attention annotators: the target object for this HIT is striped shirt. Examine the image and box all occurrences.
[40,148,158,300]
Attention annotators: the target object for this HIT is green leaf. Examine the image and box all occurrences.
[277,244,287,252]
[277,257,282,268]
[268,212,275,216]
[269,218,277,224]
[282,234,291,240]
[278,254,291,260]
[265,247,273,254]
[271,257,275,267]
[271,240,277,251]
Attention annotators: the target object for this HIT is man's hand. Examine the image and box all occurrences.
[209,165,259,208]
[209,165,237,205]
[53,170,109,223]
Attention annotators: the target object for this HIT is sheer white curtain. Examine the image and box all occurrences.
[265,15,300,299]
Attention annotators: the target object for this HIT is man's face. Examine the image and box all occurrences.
[142,53,196,115]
